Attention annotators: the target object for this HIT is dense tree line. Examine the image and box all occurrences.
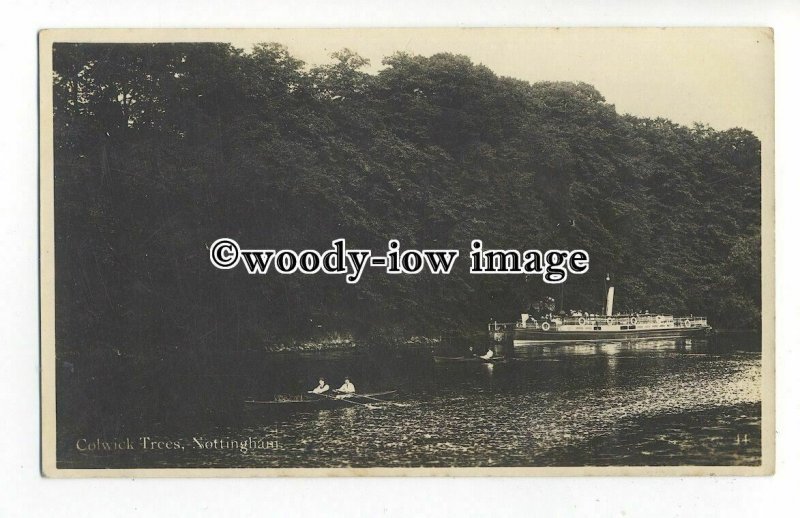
[52,43,761,354]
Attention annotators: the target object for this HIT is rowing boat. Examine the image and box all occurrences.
[433,355,506,364]
[244,390,398,410]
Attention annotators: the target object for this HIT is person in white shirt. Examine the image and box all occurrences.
[480,349,495,360]
[310,378,330,394]
[335,377,356,394]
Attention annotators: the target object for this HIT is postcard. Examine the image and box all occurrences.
[40,28,774,476]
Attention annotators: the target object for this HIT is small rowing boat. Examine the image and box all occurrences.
[244,390,398,410]
[433,355,506,364]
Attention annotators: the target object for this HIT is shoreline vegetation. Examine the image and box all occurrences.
[57,334,458,358]
[56,326,760,362]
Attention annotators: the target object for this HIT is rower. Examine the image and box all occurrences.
[309,378,330,394]
[480,349,495,360]
[335,377,356,394]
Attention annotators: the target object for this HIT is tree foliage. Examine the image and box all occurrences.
[52,43,762,354]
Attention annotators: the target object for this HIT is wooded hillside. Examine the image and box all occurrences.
[52,43,761,351]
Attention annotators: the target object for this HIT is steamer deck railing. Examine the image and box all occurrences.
[506,314,709,332]
[487,314,711,345]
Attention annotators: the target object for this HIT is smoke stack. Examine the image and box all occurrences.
[605,286,615,316]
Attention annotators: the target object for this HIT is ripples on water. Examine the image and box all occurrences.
[60,339,762,468]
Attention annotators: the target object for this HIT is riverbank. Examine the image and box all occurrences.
[262,333,451,352]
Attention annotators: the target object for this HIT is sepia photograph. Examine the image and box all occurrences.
[39,27,774,476]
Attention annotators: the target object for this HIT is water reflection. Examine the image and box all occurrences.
[59,336,762,469]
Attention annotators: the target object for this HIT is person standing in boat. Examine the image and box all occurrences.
[309,378,330,394]
[335,377,356,394]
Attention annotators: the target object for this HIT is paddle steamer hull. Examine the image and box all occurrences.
[514,325,711,343]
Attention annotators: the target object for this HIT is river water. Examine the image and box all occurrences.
[57,337,762,469]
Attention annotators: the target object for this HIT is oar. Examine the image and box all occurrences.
[312,391,378,409]
[354,394,405,407]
